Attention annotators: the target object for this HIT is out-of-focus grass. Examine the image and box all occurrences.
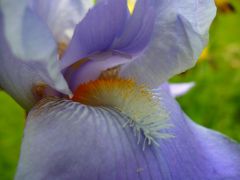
[0,92,24,179]
[0,1,240,179]
[171,58,240,142]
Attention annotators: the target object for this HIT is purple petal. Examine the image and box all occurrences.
[61,0,158,87]
[16,88,240,179]
[120,0,216,88]
[0,4,70,109]
[112,0,156,54]
[61,0,129,69]
[28,0,94,43]
[0,35,38,109]
[66,51,131,91]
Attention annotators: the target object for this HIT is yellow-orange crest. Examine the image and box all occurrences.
[72,78,171,147]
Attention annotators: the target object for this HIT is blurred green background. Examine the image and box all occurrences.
[1,0,240,179]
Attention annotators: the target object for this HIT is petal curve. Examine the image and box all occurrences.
[16,88,240,179]
[28,0,94,43]
[61,0,156,88]
[0,2,70,109]
[61,0,129,69]
[120,0,216,88]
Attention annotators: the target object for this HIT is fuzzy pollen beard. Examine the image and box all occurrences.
[72,76,172,148]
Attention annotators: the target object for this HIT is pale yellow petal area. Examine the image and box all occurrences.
[127,0,136,14]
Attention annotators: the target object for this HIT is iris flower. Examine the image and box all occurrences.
[0,0,240,179]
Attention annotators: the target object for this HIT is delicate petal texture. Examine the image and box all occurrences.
[120,0,216,88]
[169,82,195,97]
[61,0,156,87]
[62,0,216,89]
[112,0,155,53]
[0,2,70,109]
[28,0,94,43]
[16,88,240,179]
[0,35,40,109]
[67,52,130,91]
[61,0,129,69]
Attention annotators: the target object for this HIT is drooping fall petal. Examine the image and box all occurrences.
[16,86,240,179]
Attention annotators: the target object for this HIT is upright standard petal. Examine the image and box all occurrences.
[28,0,94,43]
[120,0,216,88]
[16,88,240,179]
[61,0,129,69]
[0,2,70,109]
[61,0,156,90]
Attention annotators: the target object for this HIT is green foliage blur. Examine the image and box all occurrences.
[0,0,240,179]
[0,93,24,179]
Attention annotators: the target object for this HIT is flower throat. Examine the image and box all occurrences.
[72,69,171,147]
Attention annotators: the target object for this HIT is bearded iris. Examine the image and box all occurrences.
[0,0,240,179]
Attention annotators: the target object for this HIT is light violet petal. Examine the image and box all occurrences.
[28,0,94,43]
[16,88,240,179]
[62,0,157,88]
[66,51,131,91]
[61,0,129,69]
[112,0,156,54]
[169,82,195,97]
[0,38,40,109]
[0,3,70,109]
[120,0,216,88]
